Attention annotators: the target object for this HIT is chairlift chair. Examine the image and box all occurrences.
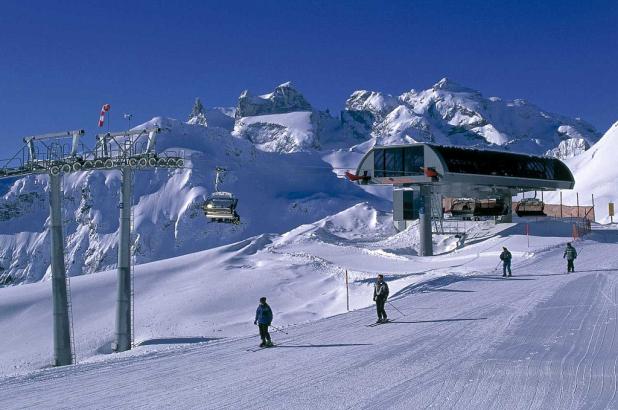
[515,198,545,217]
[450,199,476,219]
[203,167,240,224]
[450,198,506,220]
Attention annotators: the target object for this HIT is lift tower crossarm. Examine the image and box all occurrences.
[22,129,85,142]
[95,127,161,140]
[96,127,163,157]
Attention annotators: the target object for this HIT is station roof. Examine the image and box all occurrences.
[352,143,575,195]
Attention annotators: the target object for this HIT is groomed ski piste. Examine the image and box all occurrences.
[1,206,617,409]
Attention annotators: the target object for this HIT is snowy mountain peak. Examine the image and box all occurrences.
[349,78,601,155]
[432,77,478,94]
[236,82,312,119]
[345,90,399,117]
[277,80,294,88]
[187,97,207,127]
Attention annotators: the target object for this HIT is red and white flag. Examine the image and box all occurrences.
[98,104,111,127]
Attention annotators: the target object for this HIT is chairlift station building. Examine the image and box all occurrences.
[351,143,575,256]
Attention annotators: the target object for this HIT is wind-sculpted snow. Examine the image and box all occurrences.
[233,111,317,152]
[0,118,381,284]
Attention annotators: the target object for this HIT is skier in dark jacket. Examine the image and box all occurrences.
[254,297,273,347]
[373,274,390,323]
[500,247,512,277]
[563,242,578,273]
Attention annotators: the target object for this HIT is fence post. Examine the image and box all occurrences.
[560,191,563,219]
[591,194,595,223]
[345,270,350,312]
[576,192,580,218]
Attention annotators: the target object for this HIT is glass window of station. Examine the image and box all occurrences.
[374,146,425,178]
[433,146,572,181]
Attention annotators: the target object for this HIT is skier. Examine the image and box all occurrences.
[373,274,390,323]
[254,297,273,347]
[563,242,578,273]
[500,247,512,277]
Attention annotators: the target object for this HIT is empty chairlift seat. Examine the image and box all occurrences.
[202,167,240,224]
[203,192,240,224]
[515,198,545,217]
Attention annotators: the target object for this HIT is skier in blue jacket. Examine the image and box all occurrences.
[254,297,273,347]
[500,247,512,277]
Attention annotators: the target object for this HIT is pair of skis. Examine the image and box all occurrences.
[247,344,276,352]
[366,319,394,327]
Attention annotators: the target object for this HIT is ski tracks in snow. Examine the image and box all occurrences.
[1,239,618,409]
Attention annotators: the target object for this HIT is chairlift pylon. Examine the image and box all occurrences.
[203,167,240,224]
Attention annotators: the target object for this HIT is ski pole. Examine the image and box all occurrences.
[387,301,406,316]
[270,325,289,335]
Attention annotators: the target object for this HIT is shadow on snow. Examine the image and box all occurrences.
[275,343,373,348]
[138,337,220,346]
[391,318,487,324]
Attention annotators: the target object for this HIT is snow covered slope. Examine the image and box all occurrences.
[0,208,583,375]
[233,111,317,152]
[0,118,380,284]
[549,121,618,222]
[1,219,615,409]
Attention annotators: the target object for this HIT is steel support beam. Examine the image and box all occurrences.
[502,194,513,223]
[114,167,132,352]
[419,185,433,256]
[49,173,73,366]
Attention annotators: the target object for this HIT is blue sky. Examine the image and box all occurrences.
[0,0,616,156]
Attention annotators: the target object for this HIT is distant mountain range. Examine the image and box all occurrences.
[0,79,608,284]
[197,79,600,159]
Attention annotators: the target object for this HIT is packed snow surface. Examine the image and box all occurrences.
[1,214,616,408]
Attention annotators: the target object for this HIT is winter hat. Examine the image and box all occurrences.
[259,297,267,303]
